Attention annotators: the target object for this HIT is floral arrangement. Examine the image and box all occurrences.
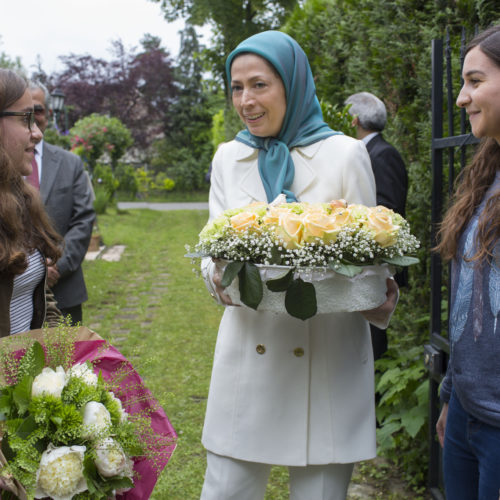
[188,197,420,319]
[0,325,176,500]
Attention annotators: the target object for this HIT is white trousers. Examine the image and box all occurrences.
[200,452,354,500]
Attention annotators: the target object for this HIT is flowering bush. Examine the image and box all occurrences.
[70,114,133,171]
[0,326,176,499]
[188,197,420,319]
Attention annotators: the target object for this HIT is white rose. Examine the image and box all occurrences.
[82,401,111,439]
[35,444,87,500]
[67,362,98,386]
[94,437,133,478]
[32,367,66,398]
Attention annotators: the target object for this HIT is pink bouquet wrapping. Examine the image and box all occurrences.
[0,326,177,500]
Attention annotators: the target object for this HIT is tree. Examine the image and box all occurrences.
[0,36,23,71]
[51,36,176,154]
[152,24,219,190]
[150,0,298,92]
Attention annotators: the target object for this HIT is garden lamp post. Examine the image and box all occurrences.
[50,88,65,131]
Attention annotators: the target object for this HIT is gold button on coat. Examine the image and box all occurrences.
[256,344,266,355]
[294,347,305,357]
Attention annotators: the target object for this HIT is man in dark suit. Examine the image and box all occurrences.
[345,92,408,360]
[29,81,95,325]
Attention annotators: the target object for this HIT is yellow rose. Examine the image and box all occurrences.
[262,206,292,226]
[302,212,340,243]
[366,207,399,247]
[330,207,354,227]
[230,211,260,232]
[275,212,304,249]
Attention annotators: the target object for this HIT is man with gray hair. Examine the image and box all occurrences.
[345,91,407,216]
[345,91,408,361]
[29,80,95,326]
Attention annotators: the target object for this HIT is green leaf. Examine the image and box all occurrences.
[13,375,33,415]
[269,246,282,265]
[104,476,134,490]
[16,415,37,439]
[239,262,263,310]
[266,268,294,292]
[50,416,63,426]
[401,407,426,438]
[285,278,317,320]
[381,255,420,267]
[0,390,13,418]
[31,341,46,376]
[221,261,244,287]
[329,261,364,277]
[1,434,15,461]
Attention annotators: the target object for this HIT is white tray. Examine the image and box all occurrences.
[224,263,393,314]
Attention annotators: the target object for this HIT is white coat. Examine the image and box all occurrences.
[202,134,378,466]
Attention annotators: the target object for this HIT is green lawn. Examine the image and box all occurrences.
[82,208,290,499]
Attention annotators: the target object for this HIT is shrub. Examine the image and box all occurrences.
[69,114,133,171]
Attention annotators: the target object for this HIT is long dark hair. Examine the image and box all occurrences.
[0,69,62,274]
[436,25,500,263]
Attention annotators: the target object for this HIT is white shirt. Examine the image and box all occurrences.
[361,131,379,146]
[34,139,44,180]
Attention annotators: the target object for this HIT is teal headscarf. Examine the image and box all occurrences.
[226,31,342,202]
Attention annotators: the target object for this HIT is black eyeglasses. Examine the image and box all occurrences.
[0,111,36,131]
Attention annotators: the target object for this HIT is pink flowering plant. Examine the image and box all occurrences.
[70,114,133,171]
[0,325,176,500]
[188,197,420,319]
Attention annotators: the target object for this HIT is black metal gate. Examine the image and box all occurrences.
[424,28,479,499]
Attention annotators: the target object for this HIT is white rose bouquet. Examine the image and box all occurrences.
[0,325,176,500]
[188,197,420,319]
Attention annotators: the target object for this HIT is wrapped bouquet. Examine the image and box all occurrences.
[188,197,420,319]
[0,325,177,500]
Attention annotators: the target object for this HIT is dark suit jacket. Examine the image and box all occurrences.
[40,141,95,309]
[365,133,408,217]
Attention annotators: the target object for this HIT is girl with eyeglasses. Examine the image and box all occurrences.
[435,25,500,500]
[0,68,62,336]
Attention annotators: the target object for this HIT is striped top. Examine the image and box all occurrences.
[9,249,45,335]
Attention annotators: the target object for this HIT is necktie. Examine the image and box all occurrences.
[27,152,40,189]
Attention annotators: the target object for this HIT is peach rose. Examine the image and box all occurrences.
[365,207,400,247]
[302,212,340,243]
[262,205,294,226]
[230,211,260,232]
[329,199,348,210]
[330,207,354,227]
[275,212,304,249]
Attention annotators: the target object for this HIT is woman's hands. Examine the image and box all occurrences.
[360,277,399,327]
[436,403,449,448]
[212,259,237,306]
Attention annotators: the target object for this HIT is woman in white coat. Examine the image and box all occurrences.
[201,31,398,500]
